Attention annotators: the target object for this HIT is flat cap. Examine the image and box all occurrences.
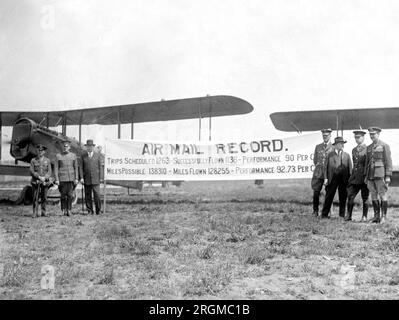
[321,128,332,134]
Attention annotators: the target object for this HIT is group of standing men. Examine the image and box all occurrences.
[29,139,103,217]
[311,127,392,223]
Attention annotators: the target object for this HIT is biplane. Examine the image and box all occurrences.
[0,95,253,204]
[270,107,399,186]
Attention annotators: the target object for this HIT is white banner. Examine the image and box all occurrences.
[104,132,322,181]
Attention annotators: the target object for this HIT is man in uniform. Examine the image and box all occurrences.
[364,127,392,223]
[311,128,333,216]
[79,139,103,215]
[54,140,79,216]
[29,144,52,218]
[321,137,352,218]
[345,130,369,222]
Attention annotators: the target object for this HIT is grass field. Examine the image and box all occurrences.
[1,180,399,299]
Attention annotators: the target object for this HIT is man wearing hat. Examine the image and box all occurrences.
[311,129,333,216]
[321,137,352,218]
[345,130,369,222]
[29,144,52,218]
[54,140,79,216]
[79,139,103,215]
[364,127,392,223]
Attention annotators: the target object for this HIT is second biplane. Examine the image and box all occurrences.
[270,107,399,186]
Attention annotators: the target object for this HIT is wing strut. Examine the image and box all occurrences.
[62,113,67,136]
[198,99,202,141]
[117,107,121,139]
[336,113,339,136]
[38,116,47,127]
[46,112,50,128]
[54,116,63,127]
[0,112,2,162]
[208,95,212,141]
[130,106,134,139]
[79,110,83,145]
[290,122,302,133]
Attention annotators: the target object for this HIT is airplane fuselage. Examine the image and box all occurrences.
[8,117,145,191]
[10,117,83,164]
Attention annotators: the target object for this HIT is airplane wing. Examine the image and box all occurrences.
[270,107,399,132]
[0,95,253,126]
[0,164,30,176]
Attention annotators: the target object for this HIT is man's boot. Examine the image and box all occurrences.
[381,200,388,224]
[345,201,354,221]
[339,202,346,218]
[370,200,380,223]
[361,201,368,222]
[313,191,320,216]
[61,198,65,215]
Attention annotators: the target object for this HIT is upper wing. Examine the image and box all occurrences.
[270,107,399,132]
[0,95,253,126]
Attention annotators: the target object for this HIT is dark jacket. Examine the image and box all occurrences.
[364,139,392,180]
[80,151,103,185]
[324,149,352,184]
[312,142,333,179]
[30,156,52,184]
[54,151,79,182]
[348,143,367,185]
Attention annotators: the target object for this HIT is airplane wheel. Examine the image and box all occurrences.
[24,186,34,205]
[137,181,143,191]
[14,185,33,205]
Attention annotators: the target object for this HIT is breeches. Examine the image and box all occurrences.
[32,184,49,212]
[311,177,324,192]
[347,183,369,203]
[366,179,388,200]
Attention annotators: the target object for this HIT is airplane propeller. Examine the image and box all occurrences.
[2,139,12,145]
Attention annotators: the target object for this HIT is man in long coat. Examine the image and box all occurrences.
[80,139,103,215]
[321,136,353,218]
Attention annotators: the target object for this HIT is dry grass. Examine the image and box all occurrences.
[1,180,399,299]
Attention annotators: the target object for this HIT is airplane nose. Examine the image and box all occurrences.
[12,137,24,147]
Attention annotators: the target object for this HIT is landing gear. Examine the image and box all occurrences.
[14,184,79,206]
[15,185,33,205]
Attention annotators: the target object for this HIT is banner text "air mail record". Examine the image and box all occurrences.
[138,140,284,155]
[104,134,318,181]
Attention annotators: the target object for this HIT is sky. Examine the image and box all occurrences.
[2,0,399,160]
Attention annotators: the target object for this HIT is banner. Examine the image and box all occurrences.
[104,132,322,181]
